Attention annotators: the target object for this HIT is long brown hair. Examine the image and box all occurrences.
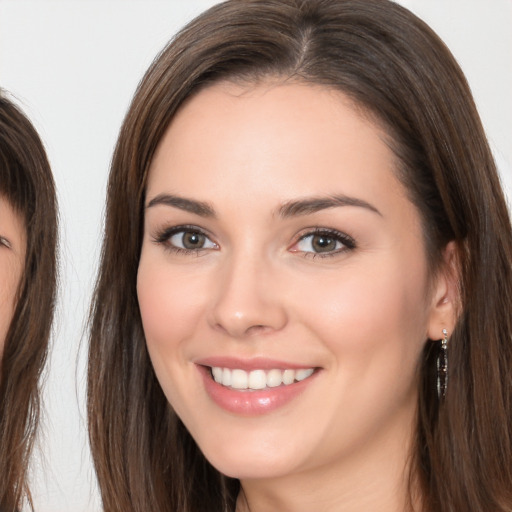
[87,1,512,510]
[0,93,58,510]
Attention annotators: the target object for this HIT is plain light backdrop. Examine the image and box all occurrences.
[0,1,510,511]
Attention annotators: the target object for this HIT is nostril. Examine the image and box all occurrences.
[213,322,272,338]
[208,281,289,337]
[245,324,269,336]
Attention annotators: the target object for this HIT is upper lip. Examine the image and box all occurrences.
[194,356,318,371]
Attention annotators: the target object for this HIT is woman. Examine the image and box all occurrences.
[87,1,512,511]
[0,93,58,510]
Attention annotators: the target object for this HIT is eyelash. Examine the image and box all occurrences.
[291,228,356,259]
[152,225,217,256]
[151,225,356,258]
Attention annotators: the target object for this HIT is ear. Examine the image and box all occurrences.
[426,241,461,340]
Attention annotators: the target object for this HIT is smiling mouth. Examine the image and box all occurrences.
[209,366,315,391]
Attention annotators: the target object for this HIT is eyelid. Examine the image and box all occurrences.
[150,224,355,259]
[151,224,219,253]
[152,224,214,242]
[289,227,356,257]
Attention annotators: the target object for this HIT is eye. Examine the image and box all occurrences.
[153,225,218,254]
[290,229,355,257]
[169,230,217,250]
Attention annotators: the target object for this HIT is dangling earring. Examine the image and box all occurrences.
[437,328,449,399]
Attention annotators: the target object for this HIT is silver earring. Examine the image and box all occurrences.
[437,328,448,399]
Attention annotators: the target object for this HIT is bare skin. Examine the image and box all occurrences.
[0,197,25,358]
[137,82,457,512]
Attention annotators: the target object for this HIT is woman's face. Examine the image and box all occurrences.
[0,197,25,356]
[137,82,449,481]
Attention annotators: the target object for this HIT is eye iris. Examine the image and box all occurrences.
[312,234,337,252]
[182,232,205,249]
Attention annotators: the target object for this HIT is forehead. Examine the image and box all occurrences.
[147,82,402,203]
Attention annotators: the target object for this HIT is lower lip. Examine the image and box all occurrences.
[198,366,318,416]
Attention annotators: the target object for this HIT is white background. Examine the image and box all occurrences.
[0,1,510,511]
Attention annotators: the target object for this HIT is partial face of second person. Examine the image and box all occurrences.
[0,197,25,356]
[137,82,451,483]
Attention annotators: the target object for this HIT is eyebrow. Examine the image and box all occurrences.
[146,194,216,217]
[277,195,382,218]
[145,192,381,219]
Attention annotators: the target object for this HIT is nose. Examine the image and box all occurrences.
[208,252,288,339]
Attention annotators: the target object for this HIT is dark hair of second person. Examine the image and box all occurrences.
[0,92,58,511]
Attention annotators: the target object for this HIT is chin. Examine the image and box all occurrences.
[195,430,302,480]
[207,453,294,480]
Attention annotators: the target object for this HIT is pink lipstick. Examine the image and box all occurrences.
[196,357,319,415]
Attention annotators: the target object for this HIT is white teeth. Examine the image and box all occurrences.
[231,369,248,389]
[282,369,295,385]
[295,368,314,381]
[248,370,267,390]
[212,367,223,383]
[266,369,283,388]
[210,366,315,390]
[222,368,231,386]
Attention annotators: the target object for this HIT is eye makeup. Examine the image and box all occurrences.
[150,221,357,261]
[290,227,356,259]
[152,224,218,256]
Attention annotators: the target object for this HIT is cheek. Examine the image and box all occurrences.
[136,254,212,359]
[0,263,21,353]
[136,254,216,421]
[291,253,430,366]
[0,295,13,354]
[285,257,430,452]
